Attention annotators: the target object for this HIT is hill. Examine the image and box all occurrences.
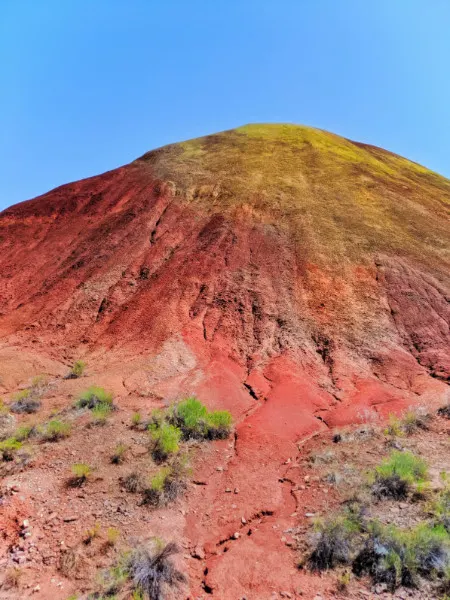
[0,124,448,598]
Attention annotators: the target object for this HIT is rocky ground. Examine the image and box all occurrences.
[0,348,448,600]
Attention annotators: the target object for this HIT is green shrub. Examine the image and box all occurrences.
[402,408,431,435]
[10,389,41,414]
[309,515,361,571]
[13,425,35,442]
[131,412,142,428]
[430,485,450,532]
[142,457,189,506]
[106,527,120,547]
[372,451,428,500]
[69,360,86,379]
[308,507,450,593]
[206,410,233,439]
[384,414,403,438]
[149,423,181,462]
[336,570,351,592]
[0,437,22,461]
[83,522,101,544]
[70,463,92,486]
[149,408,165,428]
[149,466,172,492]
[111,443,127,464]
[91,402,112,425]
[42,420,71,441]
[31,375,48,389]
[353,521,450,591]
[76,386,113,409]
[172,397,208,437]
[170,397,232,440]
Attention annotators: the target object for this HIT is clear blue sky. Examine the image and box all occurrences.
[1,0,449,210]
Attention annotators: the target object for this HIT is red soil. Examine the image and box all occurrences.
[0,125,448,598]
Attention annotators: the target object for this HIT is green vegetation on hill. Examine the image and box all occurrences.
[138,123,450,269]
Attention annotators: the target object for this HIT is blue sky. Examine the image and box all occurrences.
[1,0,449,210]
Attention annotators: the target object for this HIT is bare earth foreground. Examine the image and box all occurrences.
[0,124,448,599]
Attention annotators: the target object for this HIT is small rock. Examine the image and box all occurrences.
[63,516,78,522]
[232,532,240,539]
[22,519,30,528]
[280,592,292,599]
[216,466,223,472]
[305,513,315,518]
[234,488,239,494]
[32,585,40,593]
[225,488,232,493]
[241,517,247,524]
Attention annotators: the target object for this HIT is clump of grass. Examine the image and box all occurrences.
[131,412,143,428]
[142,457,189,507]
[76,386,113,409]
[121,471,143,494]
[353,521,450,591]
[3,566,23,589]
[127,540,186,600]
[205,409,233,439]
[402,407,431,435]
[83,522,101,545]
[308,514,361,571]
[149,422,181,462]
[69,462,92,487]
[91,402,112,425]
[41,420,71,441]
[66,360,86,379]
[384,414,403,438]
[384,409,431,439]
[13,424,36,441]
[170,397,232,440]
[10,389,41,414]
[100,540,186,599]
[308,506,450,593]
[31,375,48,388]
[372,451,428,500]
[111,442,127,464]
[336,569,351,592]
[429,483,450,532]
[0,437,23,461]
[106,527,120,547]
